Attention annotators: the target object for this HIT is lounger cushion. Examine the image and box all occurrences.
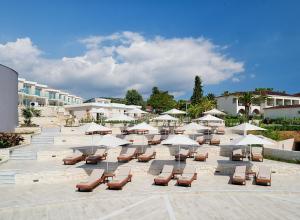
[257,166,271,179]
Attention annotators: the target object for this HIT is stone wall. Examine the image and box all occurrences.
[264,147,300,161]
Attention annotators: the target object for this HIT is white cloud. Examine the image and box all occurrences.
[250,74,256,78]
[232,77,241,83]
[0,32,244,98]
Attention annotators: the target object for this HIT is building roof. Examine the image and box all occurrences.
[294,93,300,97]
[64,102,139,110]
[0,63,18,75]
[264,104,300,110]
[217,90,298,98]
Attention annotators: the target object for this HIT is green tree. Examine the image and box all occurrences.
[176,100,188,111]
[238,92,266,120]
[221,91,230,96]
[187,98,216,119]
[125,89,145,107]
[147,87,176,113]
[206,93,216,101]
[190,76,203,105]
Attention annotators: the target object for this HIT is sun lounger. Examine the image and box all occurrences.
[154,165,174,186]
[232,149,245,161]
[117,148,137,162]
[174,128,185,134]
[177,167,197,187]
[232,165,246,185]
[251,147,263,162]
[175,149,191,161]
[196,136,205,145]
[256,166,271,186]
[194,148,208,161]
[76,169,105,191]
[210,136,220,145]
[85,148,107,164]
[148,135,161,145]
[138,148,156,162]
[107,167,132,190]
[216,127,225,135]
[63,151,86,165]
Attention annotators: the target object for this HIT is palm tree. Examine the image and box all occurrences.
[238,92,266,120]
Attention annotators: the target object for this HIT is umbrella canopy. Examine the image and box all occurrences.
[91,109,106,114]
[232,123,266,132]
[127,122,158,132]
[105,114,135,122]
[194,114,224,122]
[152,114,179,121]
[126,108,148,114]
[203,108,226,116]
[95,134,130,172]
[97,134,130,148]
[162,108,186,115]
[161,135,199,146]
[182,122,210,131]
[231,134,274,146]
[81,122,111,133]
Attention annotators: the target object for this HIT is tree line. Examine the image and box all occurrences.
[123,75,216,118]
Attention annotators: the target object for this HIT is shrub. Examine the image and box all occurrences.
[224,115,247,127]
[261,124,300,131]
[0,133,24,148]
[21,107,41,126]
[263,118,300,125]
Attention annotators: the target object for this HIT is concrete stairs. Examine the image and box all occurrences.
[9,149,37,160]
[31,135,54,145]
[0,171,16,184]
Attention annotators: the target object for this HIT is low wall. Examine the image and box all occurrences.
[264,147,300,161]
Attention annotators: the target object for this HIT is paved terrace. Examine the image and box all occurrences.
[0,127,300,220]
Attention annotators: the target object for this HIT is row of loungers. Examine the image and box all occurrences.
[231,148,264,162]
[63,148,156,165]
[63,147,208,166]
[76,167,132,191]
[196,136,220,145]
[154,165,197,187]
[149,134,221,146]
[76,164,271,192]
[175,148,209,162]
[117,148,157,162]
[232,165,272,186]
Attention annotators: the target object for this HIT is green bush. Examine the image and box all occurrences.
[261,124,300,131]
[224,115,247,127]
[264,155,300,164]
[0,133,24,148]
[263,118,300,125]
[261,129,280,141]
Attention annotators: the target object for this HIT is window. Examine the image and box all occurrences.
[35,88,41,96]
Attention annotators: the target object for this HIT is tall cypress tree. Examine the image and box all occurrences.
[190,75,203,104]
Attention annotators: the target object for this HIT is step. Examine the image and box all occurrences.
[10,150,37,160]
[0,171,16,184]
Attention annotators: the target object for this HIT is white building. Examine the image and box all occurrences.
[216,91,300,116]
[64,100,142,121]
[0,64,18,132]
[264,105,300,119]
[18,78,83,107]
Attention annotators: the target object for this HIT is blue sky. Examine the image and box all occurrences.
[0,0,299,99]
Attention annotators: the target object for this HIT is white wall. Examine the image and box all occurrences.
[216,96,237,115]
[0,64,18,132]
[264,107,300,119]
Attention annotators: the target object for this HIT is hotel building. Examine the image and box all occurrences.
[18,78,83,107]
[65,97,142,120]
[216,91,300,116]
